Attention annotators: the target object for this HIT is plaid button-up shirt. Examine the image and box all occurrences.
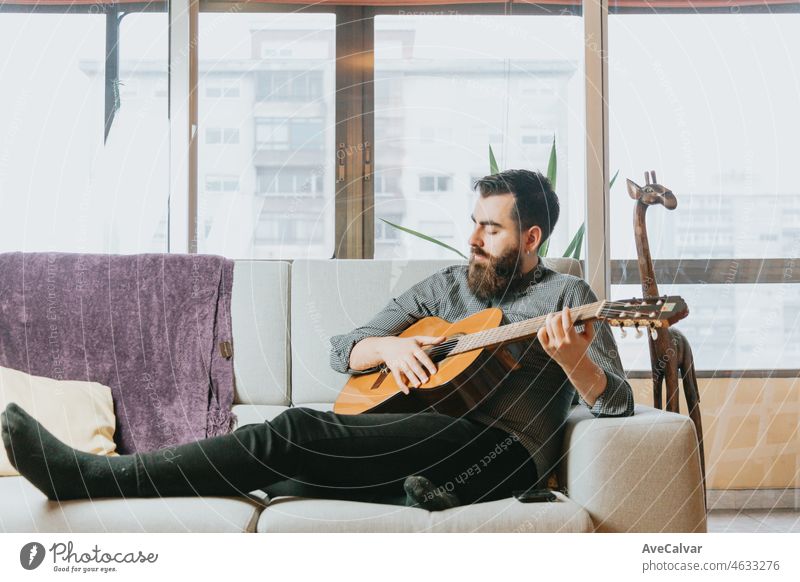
[329,260,634,480]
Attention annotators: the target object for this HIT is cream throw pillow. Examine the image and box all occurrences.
[0,365,119,477]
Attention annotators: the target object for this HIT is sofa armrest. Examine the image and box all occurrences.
[560,404,706,533]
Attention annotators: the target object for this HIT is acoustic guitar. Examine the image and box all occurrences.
[333,295,688,416]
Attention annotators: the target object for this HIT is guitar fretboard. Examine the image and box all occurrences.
[448,301,604,355]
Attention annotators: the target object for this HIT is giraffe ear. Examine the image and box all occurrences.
[626,178,642,200]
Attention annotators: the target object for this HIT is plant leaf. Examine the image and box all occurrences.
[562,222,585,259]
[547,136,557,186]
[570,225,585,260]
[379,218,469,260]
[609,168,620,189]
[538,238,550,258]
[489,144,500,174]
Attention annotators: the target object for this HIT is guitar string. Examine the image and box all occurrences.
[424,303,659,359]
[457,304,598,349]
[425,304,599,358]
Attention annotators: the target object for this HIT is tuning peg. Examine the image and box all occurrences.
[634,323,643,338]
[618,323,627,339]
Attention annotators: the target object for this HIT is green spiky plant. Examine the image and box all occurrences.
[536,139,619,259]
[379,137,617,261]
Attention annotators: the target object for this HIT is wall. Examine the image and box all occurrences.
[630,377,799,490]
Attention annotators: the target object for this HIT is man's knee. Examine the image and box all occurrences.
[269,407,330,444]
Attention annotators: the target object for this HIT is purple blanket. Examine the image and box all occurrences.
[0,252,236,454]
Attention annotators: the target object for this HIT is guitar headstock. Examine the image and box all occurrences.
[598,295,688,338]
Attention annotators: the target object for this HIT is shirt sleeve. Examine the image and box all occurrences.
[328,268,449,375]
[563,278,635,418]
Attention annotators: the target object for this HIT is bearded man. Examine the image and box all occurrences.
[2,169,633,510]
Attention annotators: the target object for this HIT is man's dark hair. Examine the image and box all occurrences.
[472,169,560,248]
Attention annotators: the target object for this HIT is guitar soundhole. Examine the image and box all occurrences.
[427,333,462,364]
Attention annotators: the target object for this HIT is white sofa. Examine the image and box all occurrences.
[0,258,706,533]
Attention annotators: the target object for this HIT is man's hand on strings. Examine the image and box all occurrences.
[536,306,595,374]
[379,335,446,394]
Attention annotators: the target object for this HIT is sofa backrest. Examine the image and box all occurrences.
[231,261,291,406]
[231,257,584,406]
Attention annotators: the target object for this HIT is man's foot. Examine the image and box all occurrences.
[403,475,461,511]
[0,402,136,500]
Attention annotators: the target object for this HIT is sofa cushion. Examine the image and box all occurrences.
[257,491,592,533]
[231,261,291,406]
[0,476,266,533]
[1,366,118,476]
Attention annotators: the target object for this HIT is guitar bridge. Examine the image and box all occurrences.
[370,364,390,390]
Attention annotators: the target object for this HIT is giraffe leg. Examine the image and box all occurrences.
[654,332,679,413]
[653,372,664,410]
[648,335,663,409]
[664,358,681,413]
[682,352,706,512]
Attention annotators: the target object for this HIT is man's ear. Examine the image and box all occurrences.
[524,225,543,253]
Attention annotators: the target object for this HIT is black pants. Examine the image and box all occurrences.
[135,407,539,506]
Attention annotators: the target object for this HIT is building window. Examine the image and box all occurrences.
[255,70,323,101]
[206,127,239,145]
[375,174,401,196]
[205,175,240,193]
[521,129,554,146]
[376,215,403,242]
[260,46,293,59]
[255,118,323,151]
[419,175,452,193]
[257,167,322,196]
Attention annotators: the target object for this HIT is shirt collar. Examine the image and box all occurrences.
[516,259,550,290]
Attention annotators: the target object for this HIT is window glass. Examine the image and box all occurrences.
[0,8,169,252]
[373,13,586,259]
[198,12,335,258]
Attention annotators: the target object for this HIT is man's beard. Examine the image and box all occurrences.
[467,244,528,302]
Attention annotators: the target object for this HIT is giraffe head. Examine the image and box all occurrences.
[626,170,677,210]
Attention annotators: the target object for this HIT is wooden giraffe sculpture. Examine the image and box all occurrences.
[626,171,706,505]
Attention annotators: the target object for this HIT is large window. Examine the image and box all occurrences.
[197,11,335,259]
[0,4,169,253]
[372,12,586,260]
[608,10,800,370]
[3,1,798,377]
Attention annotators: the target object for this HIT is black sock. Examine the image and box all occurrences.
[403,475,461,511]
[1,402,139,501]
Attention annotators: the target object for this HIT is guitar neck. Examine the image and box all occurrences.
[449,301,605,355]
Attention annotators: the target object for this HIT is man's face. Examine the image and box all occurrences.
[466,193,529,302]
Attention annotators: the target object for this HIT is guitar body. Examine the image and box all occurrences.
[333,308,522,417]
